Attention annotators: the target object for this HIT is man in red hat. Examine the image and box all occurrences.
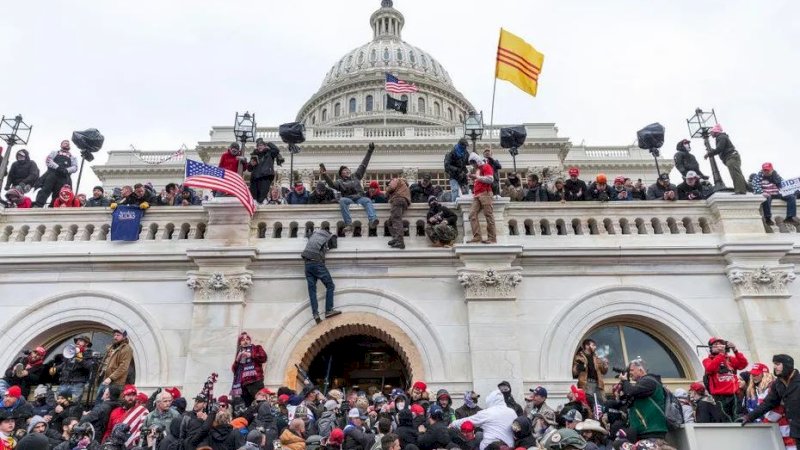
[702,337,748,422]
[103,385,139,442]
[3,346,47,399]
[752,162,799,226]
[1,386,33,434]
[409,381,427,406]
[688,382,725,423]
[564,167,587,201]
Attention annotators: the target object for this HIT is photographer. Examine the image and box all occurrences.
[319,143,378,233]
[618,358,668,445]
[704,124,747,194]
[302,228,340,324]
[247,138,284,204]
[677,171,711,201]
[702,337,748,422]
[572,339,609,399]
[444,138,470,201]
[646,174,677,201]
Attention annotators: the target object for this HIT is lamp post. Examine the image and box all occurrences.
[0,115,33,192]
[687,108,726,190]
[464,110,484,154]
[233,111,257,176]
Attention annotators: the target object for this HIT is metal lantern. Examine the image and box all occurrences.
[0,115,33,191]
[686,107,726,190]
[234,111,257,144]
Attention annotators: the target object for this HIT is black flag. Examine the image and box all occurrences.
[386,95,408,114]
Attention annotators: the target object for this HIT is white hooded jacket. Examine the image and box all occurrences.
[451,390,516,450]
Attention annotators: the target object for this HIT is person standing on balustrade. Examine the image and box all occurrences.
[319,143,378,234]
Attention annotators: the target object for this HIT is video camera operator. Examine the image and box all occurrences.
[702,337,748,422]
[617,358,670,446]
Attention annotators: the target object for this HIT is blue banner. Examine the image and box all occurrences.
[111,206,144,241]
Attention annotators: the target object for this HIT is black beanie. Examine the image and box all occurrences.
[773,354,795,375]
[108,384,122,401]
[338,166,349,176]
[16,433,49,450]
[93,185,104,193]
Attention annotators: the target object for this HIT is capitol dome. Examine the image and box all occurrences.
[296,0,475,127]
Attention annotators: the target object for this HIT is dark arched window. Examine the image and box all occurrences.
[322,109,328,121]
[434,102,441,117]
[334,103,341,117]
[417,98,426,114]
[366,95,374,112]
[581,323,687,379]
[349,98,357,113]
[311,115,316,125]
[448,107,454,121]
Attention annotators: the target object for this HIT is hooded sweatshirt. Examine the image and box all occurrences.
[53,185,81,208]
[450,390,516,450]
[6,149,40,190]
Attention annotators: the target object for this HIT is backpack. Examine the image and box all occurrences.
[648,386,685,431]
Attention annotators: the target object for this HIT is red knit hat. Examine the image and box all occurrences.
[6,386,21,398]
[369,180,380,189]
[278,394,290,405]
[123,385,138,396]
[460,421,475,433]
[410,404,425,416]
[329,428,345,445]
[412,381,427,391]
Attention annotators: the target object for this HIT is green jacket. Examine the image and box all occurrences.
[623,375,668,438]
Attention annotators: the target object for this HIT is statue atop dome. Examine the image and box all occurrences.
[381,0,393,7]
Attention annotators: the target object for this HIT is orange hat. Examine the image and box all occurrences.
[596,174,607,184]
[231,418,249,429]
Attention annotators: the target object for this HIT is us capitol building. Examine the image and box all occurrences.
[1,0,798,420]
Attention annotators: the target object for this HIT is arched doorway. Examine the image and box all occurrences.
[306,334,409,391]
[283,312,426,390]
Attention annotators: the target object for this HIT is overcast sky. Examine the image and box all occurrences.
[3,0,798,193]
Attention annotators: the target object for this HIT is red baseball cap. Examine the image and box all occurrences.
[165,387,181,399]
[123,385,138,396]
[410,404,425,416]
[412,381,427,391]
[568,167,580,177]
[278,394,290,405]
[689,382,706,394]
[6,386,21,398]
[750,363,770,375]
[258,388,275,396]
[570,385,587,404]
[460,421,475,433]
[328,428,344,445]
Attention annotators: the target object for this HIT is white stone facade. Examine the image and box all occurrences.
[1,195,797,406]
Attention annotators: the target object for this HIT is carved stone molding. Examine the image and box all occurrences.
[726,266,796,298]
[457,268,522,300]
[186,271,253,303]
[401,167,419,183]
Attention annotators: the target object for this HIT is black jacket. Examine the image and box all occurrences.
[248,143,282,180]
[410,182,443,203]
[443,145,469,183]
[60,356,96,384]
[522,184,548,202]
[343,424,374,450]
[205,424,244,450]
[5,150,40,189]
[676,181,711,200]
[80,400,120,440]
[694,397,726,423]
[747,369,800,438]
[395,410,418,449]
[182,411,212,450]
[416,421,450,450]
[454,404,481,420]
[707,132,738,163]
[309,187,337,204]
[321,145,375,199]
[565,179,588,201]
[673,147,706,178]
[426,204,457,228]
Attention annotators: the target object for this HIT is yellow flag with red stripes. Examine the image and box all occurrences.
[495,28,544,97]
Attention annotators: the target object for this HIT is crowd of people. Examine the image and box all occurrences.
[2,125,798,236]
[1,330,798,450]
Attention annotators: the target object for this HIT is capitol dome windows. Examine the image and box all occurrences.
[366,95,374,112]
[334,102,341,118]
[447,107,453,121]
[418,97,426,114]
[396,48,404,62]
[349,98,357,113]
[420,54,428,69]
[358,51,365,66]
[433,102,441,117]
[370,49,378,64]
[383,48,390,62]
[322,108,328,122]
[409,50,416,65]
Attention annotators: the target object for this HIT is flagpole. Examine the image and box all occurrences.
[489,28,502,140]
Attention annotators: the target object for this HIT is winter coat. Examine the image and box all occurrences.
[416,421,450,450]
[206,424,244,450]
[565,179,588,201]
[702,352,748,396]
[677,181,711,200]
[55,438,100,450]
[316,411,337,438]
[53,186,82,208]
[610,187,634,201]
[747,369,800,439]
[572,351,609,391]
[426,204,457,228]
[231,345,267,386]
[707,132,738,163]
[37,149,78,188]
[286,190,310,205]
[621,374,667,440]
[159,419,183,450]
[454,404,481,420]
[119,191,155,207]
[752,170,785,195]
[450,390,516,450]
[248,144,282,180]
[0,398,34,433]
[501,185,524,202]
[587,182,613,201]
[511,417,537,449]
[86,196,112,207]
[409,182,443,203]
[309,187,337,204]
[646,182,678,201]
[219,151,246,174]
[302,229,337,263]
[321,146,374,200]
[183,411,212,450]
[673,143,705,178]
[177,188,202,206]
[250,401,278,435]
[80,400,120,440]
[5,150,39,190]
[443,144,469,183]
[343,423,373,450]
[395,410,418,448]
[522,184,548,202]
[102,339,134,386]
[386,179,411,206]
[694,396,726,423]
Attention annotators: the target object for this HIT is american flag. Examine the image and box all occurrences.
[122,404,149,448]
[385,73,418,94]
[184,159,256,216]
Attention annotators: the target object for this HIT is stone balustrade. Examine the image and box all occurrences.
[1,194,788,247]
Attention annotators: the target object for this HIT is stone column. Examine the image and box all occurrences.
[456,245,524,402]
[182,198,257,395]
[712,194,798,362]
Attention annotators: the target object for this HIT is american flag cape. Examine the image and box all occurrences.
[184,159,256,215]
[122,404,149,448]
[385,73,418,94]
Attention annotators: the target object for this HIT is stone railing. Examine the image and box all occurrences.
[0,194,784,247]
[0,207,208,243]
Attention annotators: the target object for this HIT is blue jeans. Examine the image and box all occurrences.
[59,383,86,403]
[305,262,335,316]
[339,197,377,225]
[762,194,797,219]
[449,179,466,201]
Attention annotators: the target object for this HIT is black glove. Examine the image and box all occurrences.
[368,142,375,152]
